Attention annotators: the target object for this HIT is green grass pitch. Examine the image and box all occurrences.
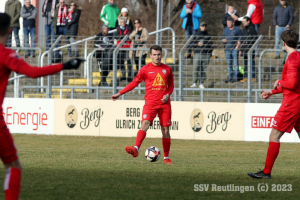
[1,134,299,200]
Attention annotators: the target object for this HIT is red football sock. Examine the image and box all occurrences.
[4,168,21,200]
[135,130,147,149]
[162,137,171,157]
[263,141,280,174]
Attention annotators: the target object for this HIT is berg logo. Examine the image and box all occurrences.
[65,106,77,128]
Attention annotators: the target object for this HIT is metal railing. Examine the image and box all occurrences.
[6,34,291,103]
[247,35,263,103]
[173,88,264,103]
[149,27,175,64]
[179,35,194,101]
[8,47,42,98]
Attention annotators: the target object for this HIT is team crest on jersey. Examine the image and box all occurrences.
[152,73,165,86]
[143,114,147,119]
[162,69,166,74]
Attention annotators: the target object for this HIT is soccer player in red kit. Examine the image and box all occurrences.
[248,30,300,179]
[0,13,84,199]
[111,45,174,164]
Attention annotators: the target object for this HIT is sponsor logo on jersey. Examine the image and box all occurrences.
[148,72,155,74]
[162,69,166,74]
[143,114,147,119]
[65,106,78,128]
[152,73,165,86]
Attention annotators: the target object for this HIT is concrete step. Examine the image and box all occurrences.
[24,93,66,98]
[69,78,101,86]
[145,57,177,64]
[52,87,87,93]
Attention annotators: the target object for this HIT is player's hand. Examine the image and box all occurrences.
[111,93,121,101]
[161,94,170,103]
[260,89,272,100]
[273,80,280,90]
[222,39,227,43]
[62,58,85,70]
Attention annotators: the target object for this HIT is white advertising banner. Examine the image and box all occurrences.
[244,103,300,143]
[54,100,245,141]
[192,102,245,141]
[54,99,181,138]
[2,98,55,134]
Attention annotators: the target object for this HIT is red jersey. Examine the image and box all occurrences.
[271,51,300,114]
[0,44,63,117]
[119,62,174,105]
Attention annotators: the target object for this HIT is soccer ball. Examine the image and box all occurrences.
[145,146,161,162]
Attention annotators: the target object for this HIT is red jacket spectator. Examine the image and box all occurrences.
[238,0,264,25]
[248,0,263,24]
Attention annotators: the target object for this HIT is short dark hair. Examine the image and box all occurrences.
[243,16,251,22]
[228,4,234,7]
[280,30,299,49]
[0,13,11,36]
[150,45,162,54]
[135,19,141,24]
[226,17,234,23]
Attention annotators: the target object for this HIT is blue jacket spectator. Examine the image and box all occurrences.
[180,1,202,30]
[222,17,242,83]
[273,2,294,27]
[180,0,202,58]
[273,1,294,58]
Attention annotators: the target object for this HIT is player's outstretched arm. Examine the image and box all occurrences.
[260,89,273,100]
[111,93,121,101]
[4,51,85,78]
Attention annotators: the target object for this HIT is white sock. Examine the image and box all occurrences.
[164,157,169,159]
[134,146,139,151]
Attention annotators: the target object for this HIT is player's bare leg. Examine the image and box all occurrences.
[125,120,150,158]
[161,126,172,164]
[248,128,284,179]
[3,159,22,200]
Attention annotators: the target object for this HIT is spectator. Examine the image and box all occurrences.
[5,0,21,47]
[42,0,59,51]
[129,19,149,78]
[180,0,202,59]
[115,17,132,81]
[222,17,242,83]
[100,0,120,30]
[21,0,37,58]
[115,7,133,32]
[222,4,241,28]
[273,0,294,59]
[53,0,69,55]
[190,22,213,89]
[94,25,115,87]
[239,17,258,83]
[66,2,82,57]
[238,0,263,56]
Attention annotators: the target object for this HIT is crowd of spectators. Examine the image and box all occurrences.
[3,0,297,87]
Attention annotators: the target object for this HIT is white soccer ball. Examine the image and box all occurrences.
[145,146,161,162]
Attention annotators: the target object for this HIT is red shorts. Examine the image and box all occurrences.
[142,103,172,127]
[0,119,18,164]
[272,111,300,133]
